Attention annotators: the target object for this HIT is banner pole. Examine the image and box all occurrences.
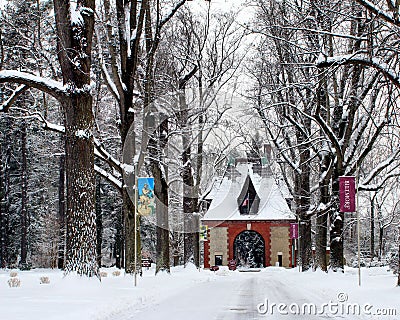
[357,168,361,286]
[199,228,201,272]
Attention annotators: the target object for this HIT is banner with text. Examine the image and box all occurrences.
[290,223,299,239]
[339,176,356,212]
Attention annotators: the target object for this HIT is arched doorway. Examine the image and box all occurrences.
[234,230,265,268]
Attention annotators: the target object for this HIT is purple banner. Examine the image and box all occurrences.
[290,223,298,239]
[339,176,356,212]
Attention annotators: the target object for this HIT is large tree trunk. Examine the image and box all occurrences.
[315,145,330,272]
[122,188,137,273]
[314,54,331,272]
[294,111,312,271]
[378,220,384,261]
[315,180,329,271]
[120,116,140,274]
[64,94,98,276]
[295,168,312,271]
[153,162,170,273]
[20,119,28,268]
[0,141,5,268]
[53,0,98,277]
[57,154,66,269]
[179,88,199,268]
[154,119,170,274]
[370,197,375,259]
[0,143,11,268]
[114,206,123,269]
[397,224,400,286]
[95,173,103,268]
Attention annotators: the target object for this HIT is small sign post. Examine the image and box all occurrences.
[290,223,298,269]
[141,258,151,269]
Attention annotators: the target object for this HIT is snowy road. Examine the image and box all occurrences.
[113,270,339,320]
[2,266,398,320]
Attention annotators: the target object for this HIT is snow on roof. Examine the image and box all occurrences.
[201,177,222,201]
[202,163,296,221]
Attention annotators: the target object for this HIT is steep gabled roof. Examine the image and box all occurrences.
[202,163,296,221]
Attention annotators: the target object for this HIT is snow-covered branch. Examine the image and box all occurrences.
[31,111,65,133]
[355,0,400,27]
[8,106,124,189]
[257,106,301,175]
[360,146,400,186]
[93,138,123,174]
[348,120,387,174]
[359,170,400,191]
[313,106,343,165]
[158,0,187,31]
[94,164,123,191]
[95,28,121,103]
[0,70,67,100]
[316,53,400,89]
[0,85,29,112]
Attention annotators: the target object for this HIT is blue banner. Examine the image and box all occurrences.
[137,177,155,216]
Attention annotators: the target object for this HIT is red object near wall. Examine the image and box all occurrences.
[228,259,237,270]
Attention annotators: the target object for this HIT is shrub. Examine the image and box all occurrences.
[112,270,121,277]
[8,278,21,288]
[40,276,50,284]
[100,271,108,278]
[9,271,18,278]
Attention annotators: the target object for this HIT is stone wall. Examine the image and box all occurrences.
[270,226,290,267]
[208,227,228,266]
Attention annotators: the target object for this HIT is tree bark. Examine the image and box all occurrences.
[57,154,66,269]
[370,196,375,259]
[0,141,5,268]
[379,219,384,261]
[179,87,199,268]
[114,206,123,269]
[315,70,331,272]
[63,94,97,276]
[95,173,103,268]
[397,224,400,286]
[20,119,28,268]
[123,188,137,273]
[154,119,170,274]
[1,143,11,267]
[295,169,311,271]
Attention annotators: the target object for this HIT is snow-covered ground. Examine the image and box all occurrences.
[1,265,399,320]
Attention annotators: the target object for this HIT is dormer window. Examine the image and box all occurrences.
[237,175,260,215]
